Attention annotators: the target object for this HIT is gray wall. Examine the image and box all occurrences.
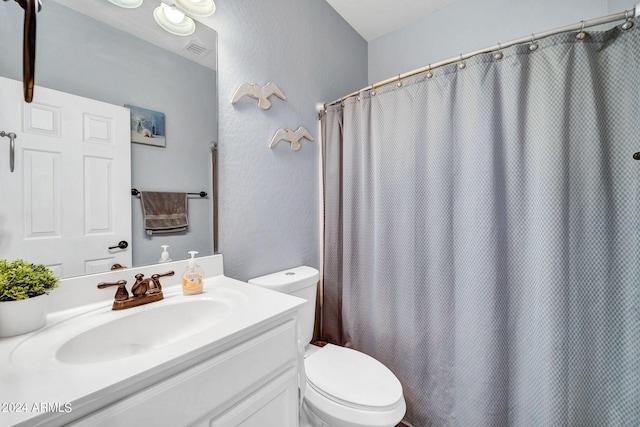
[0,2,216,268]
[608,0,640,12]
[0,0,368,281]
[211,0,367,281]
[5,0,619,283]
[367,0,637,83]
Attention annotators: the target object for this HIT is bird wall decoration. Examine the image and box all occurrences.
[269,127,314,151]
[231,81,287,110]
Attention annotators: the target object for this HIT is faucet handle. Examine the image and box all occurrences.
[152,271,174,279]
[150,271,175,292]
[132,273,149,297]
[97,280,129,301]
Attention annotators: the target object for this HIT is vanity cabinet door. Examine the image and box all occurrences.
[68,319,297,427]
[206,367,298,427]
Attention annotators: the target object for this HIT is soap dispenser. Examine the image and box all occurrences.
[182,251,204,295]
[159,245,172,263]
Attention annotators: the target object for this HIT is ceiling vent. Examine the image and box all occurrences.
[184,42,211,58]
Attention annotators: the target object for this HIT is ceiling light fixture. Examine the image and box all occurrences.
[153,3,196,36]
[174,0,216,17]
[105,0,210,37]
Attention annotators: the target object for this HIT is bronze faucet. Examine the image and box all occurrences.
[98,271,174,310]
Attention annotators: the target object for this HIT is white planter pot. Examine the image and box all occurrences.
[0,295,47,338]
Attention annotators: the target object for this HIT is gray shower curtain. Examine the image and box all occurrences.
[321,22,639,427]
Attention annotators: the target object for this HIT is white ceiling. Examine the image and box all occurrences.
[55,0,456,65]
[325,0,457,41]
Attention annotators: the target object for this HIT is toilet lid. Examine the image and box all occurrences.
[305,344,403,411]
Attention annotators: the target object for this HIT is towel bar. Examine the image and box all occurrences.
[131,188,207,198]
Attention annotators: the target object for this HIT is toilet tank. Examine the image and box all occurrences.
[248,266,319,344]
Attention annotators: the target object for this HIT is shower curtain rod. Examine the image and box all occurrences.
[324,5,640,108]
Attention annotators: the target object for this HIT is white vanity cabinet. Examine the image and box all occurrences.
[69,318,299,427]
[0,256,306,427]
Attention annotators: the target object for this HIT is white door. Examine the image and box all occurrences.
[0,76,131,278]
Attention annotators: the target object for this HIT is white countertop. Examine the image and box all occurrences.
[0,257,305,427]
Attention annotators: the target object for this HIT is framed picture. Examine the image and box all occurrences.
[125,104,166,147]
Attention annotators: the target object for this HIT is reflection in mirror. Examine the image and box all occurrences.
[0,0,217,278]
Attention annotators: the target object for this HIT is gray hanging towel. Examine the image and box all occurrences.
[140,191,188,235]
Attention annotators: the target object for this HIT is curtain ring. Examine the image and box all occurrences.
[458,53,466,69]
[370,84,376,96]
[396,74,403,88]
[621,10,635,30]
[576,20,587,40]
[494,42,504,60]
[426,64,433,79]
[529,33,539,51]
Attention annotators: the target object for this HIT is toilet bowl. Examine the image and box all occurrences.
[249,266,406,427]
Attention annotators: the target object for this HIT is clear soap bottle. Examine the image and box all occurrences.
[182,251,204,295]
[159,245,172,263]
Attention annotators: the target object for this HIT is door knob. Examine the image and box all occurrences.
[109,240,128,250]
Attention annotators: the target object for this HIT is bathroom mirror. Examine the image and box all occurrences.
[0,0,217,278]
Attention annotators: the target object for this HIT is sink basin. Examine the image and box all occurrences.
[10,289,247,366]
[57,298,232,364]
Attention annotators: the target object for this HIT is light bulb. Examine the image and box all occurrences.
[175,0,215,16]
[153,3,195,36]
[162,3,185,24]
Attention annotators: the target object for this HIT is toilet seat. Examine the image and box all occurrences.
[306,344,403,410]
[303,344,406,427]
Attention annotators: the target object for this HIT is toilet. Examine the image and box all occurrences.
[249,266,406,427]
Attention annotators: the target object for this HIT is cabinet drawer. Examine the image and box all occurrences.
[70,319,297,426]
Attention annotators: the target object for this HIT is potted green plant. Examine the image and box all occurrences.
[0,259,59,337]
